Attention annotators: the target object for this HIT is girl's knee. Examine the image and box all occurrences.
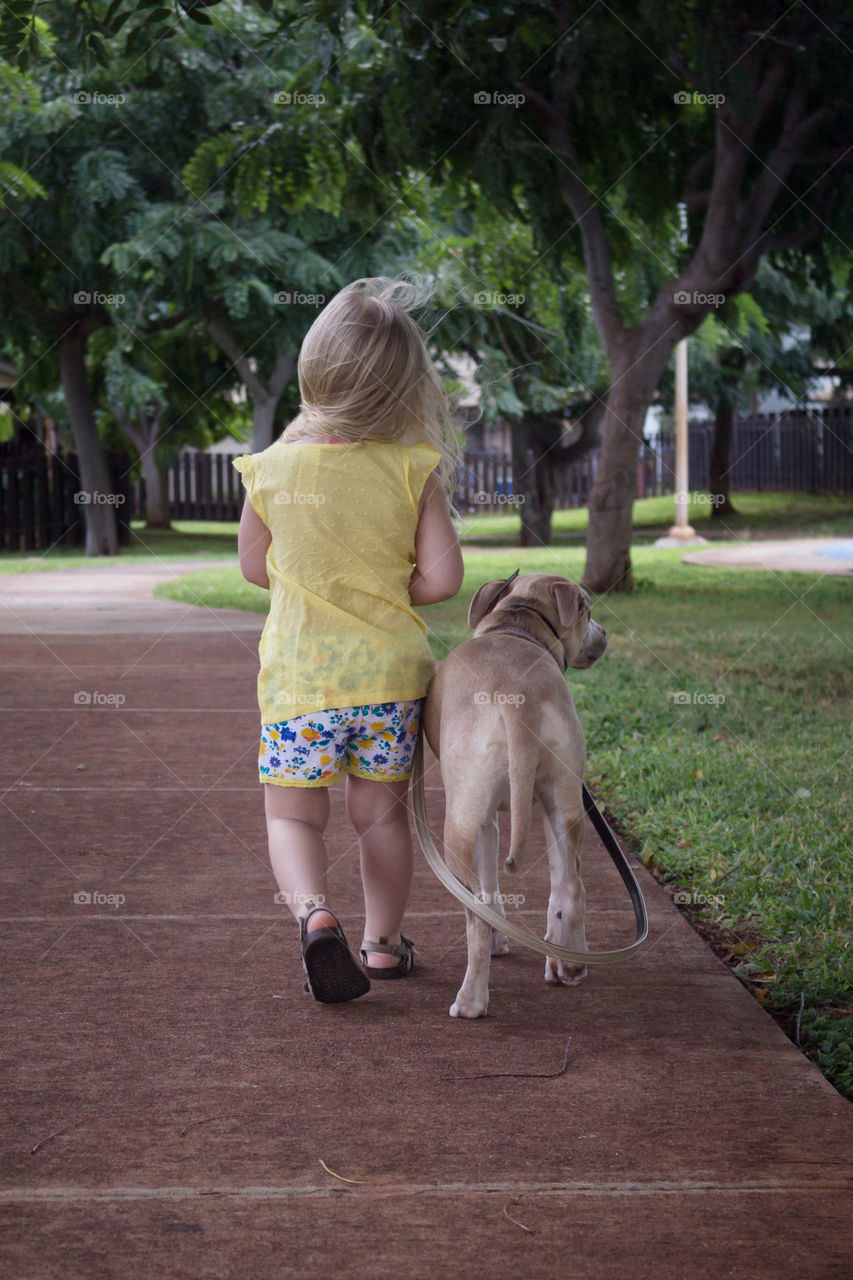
[264,783,330,831]
[345,775,409,833]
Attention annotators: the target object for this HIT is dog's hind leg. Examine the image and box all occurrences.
[445,813,494,1019]
[542,805,588,986]
[474,814,509,956]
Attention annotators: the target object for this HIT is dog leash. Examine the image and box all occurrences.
[410,733,648,965]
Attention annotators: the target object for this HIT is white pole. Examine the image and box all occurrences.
[668,338,696,539]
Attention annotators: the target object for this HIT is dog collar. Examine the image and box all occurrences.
[487,604,568,673]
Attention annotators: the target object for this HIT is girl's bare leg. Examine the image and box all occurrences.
[264,784,336,929]
[345,774,412,968]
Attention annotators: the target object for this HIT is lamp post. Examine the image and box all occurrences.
[669,339,695,539]
[655,337,707,548]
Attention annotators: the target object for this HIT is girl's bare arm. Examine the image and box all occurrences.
[238,495,272,589]
[409,472,464,605]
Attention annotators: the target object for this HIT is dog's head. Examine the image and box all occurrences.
[467,572,607,670]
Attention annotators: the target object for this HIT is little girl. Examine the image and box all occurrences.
[233,277,463,1004]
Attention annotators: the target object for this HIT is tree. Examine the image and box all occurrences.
[303,0,853,589]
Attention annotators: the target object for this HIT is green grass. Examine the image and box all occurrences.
[159,541,853,1098]
[457,491,853,546]
[0,492,850,573]
[0,520,239,573]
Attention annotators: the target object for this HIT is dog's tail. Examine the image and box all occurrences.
[503,714,535,874]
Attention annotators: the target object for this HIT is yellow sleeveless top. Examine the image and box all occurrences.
[233,440,441,725]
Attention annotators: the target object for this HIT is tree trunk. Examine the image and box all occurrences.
[582,339,672,593]
[59,326,119,555]
[709,391,738,518]
[252,395,279,452]
[510,416,556,547]
[117,411,172,529]
[140,450,171,529]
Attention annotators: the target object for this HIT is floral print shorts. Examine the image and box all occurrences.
[259,699,422,787]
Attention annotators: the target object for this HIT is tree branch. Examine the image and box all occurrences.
[207,315,266,401]
[519,84,625,352]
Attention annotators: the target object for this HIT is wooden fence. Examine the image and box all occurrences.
[0,442,133,552]
[2,407,850,548]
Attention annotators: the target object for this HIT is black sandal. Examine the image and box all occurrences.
[300,904,371,1004]
[359,934,415,980]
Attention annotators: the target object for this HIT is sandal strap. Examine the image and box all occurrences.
[360,934,414,960]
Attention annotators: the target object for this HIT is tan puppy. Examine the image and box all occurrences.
[423,572,607,1018]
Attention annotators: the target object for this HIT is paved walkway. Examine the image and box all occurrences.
[683,536,853,575]
[1,561,851,1278]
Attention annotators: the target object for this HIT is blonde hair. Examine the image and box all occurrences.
[283,277,461,503]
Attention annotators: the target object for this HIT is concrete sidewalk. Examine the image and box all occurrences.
[682,536,853,575]
[1,566,851,1279]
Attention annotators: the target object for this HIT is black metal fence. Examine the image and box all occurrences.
[2,407,850,549]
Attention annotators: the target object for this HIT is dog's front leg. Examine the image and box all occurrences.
[543,809,588,986]
[450,904,493,1018]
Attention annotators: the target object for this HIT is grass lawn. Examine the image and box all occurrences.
[156,534,853,1099]
[0,491,851,573]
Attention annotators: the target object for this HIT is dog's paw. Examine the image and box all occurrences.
[545,957,588,986]
[449,989,489,1018]
[490,929,509,956]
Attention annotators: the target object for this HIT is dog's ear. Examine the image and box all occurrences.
[550,580,585,628]
[468,580,507,629]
